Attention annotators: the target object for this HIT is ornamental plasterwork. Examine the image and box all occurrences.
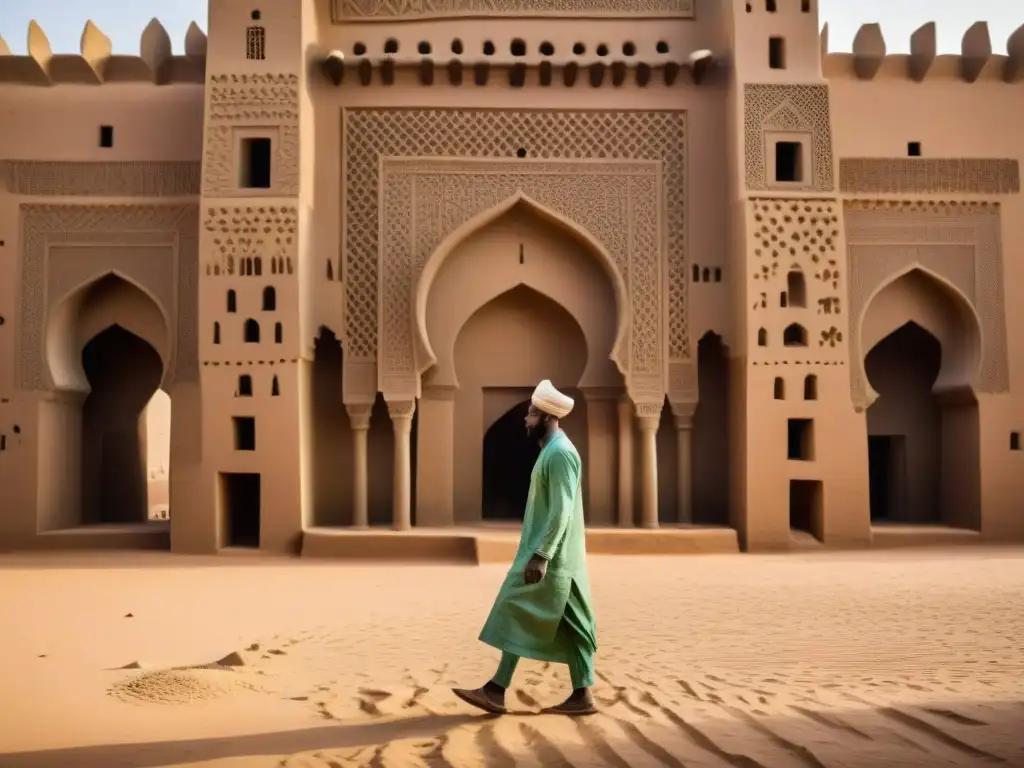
[378,158,664,401]
[203,73,299,198]
[341,107,688,401]
[844,200,1008,410]
[0,161,201,197]
[839,158,1020,196]
[744,84,835,192]
[332,0,693,21]
[18,204,199,391]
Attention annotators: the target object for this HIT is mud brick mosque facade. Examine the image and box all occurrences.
[0,0,1023,555]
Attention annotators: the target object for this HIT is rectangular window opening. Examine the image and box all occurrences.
[907,141,922,157]
[769,37,786,70]
[220,472,261,548]
[1011,432,1020,451]
[766,0,777,10]
[99,125,114,148]
[787,418,814,461]
[232,416,256,451]
[240,137,272,189]
[801,0,811,11]
[775,141,803,183]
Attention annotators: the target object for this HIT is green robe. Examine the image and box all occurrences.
[478,431,597,663]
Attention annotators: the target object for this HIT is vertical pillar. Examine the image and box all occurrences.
[388,399,415,531]
[416,386,456,527]
[345,403,372,528]
[617,394,635,527]
[636,402,662,529]
[581,388,617,526]
[671,403,696,524]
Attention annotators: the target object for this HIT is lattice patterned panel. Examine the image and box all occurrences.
[839,158,1020,196]
[379,159,661,397]
[744,84,834,192]
[342,108,688,373]
[844,200,1008,409]
[0,161,201,197]
[18,205,199,391]
[332,0,693,21]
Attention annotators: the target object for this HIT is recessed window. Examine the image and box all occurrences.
[99,125,114,148]
[227,289,237,313]
[775,141,803,183]
[783,323,808,347]
[539,41,554,56]
[353,42,366,55]
[483,40,495,55]
[238,375,253,397]
[246,26,265,60]
[271,375,280,396]
[787,418,814,461]
[769,37,786,69]
[596,43,609,57]
[801,0,811,11]
[623,41,636,56]
[240,137,272,189]
[213,322,221,344]
[774,377,785,400]
[1011,432,1021,451]
[510,39,526,56]
[766,0,777,10]
[244,318,260,343]
[233,416,256,451]
[572,42,586,55]
[384,38,398,54]
[451,38,463,54]
[757,328,768,347]
[417,41,431,55]
[786,270,806,307]
[804,374,818,401]
[274,322,283,344]
[908,141,922,157]
[656,41,669,54]
[262,286,276,311]
[251,9,261,20]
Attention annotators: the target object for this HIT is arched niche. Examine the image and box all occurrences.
[859,266,982,407]
[46,271,171,393]
[414,193,628,391]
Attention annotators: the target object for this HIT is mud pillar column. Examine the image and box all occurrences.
[581,387,617,526]
[616,394,635,527]
[345,403,372,528]
[671,403,696,524]
[636,402,662,529]
[388,399,416,531]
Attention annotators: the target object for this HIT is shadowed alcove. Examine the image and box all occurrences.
[482,399,540,521]
[861,268,981,529]
[310,327,353,526]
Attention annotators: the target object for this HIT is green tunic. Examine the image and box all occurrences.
[478,431,597,663]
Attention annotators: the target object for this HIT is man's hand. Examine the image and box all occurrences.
[524,554,548,585]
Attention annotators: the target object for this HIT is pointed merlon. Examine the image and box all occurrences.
[0,33,10,56]
[852,23,886,80]
[184,21,207,60]
[1005,24,1024,82]
[819,22,829,57]
[908,22,936,82]
[140,18,172,83]
[960,21,991,83]
[80,20,111,65]
[27,20,52,63]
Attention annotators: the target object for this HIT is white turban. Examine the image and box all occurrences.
[531,379,574,419]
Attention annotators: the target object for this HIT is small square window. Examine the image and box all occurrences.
[907,141,922,157]
[787,418,814,461]
[99,125,114,148]
[775,141,803,182]
[240,137,272,189]
[233,416,256,451]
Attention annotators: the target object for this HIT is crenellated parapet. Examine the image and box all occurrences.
[822,21,1024,84]
[0,18,207,86]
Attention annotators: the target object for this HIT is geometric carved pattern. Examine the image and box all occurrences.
[201,206,298,277]
[378,158,662,399]
[839,158,1020,196]
[18,204,199,391]
[0,160,201,197]
[844,200,1008,409]
[331,0,693,20]
[202,73,299,197]
[343,108,687,396]
[744,84,835,191]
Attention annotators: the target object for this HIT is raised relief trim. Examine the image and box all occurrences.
[18,204,199,390]
[203,73,299,198]
[341,107,688,399]
[844,200,1008,409]
[0,161,201,197]
[332,0,693,21]
[839,158,1020,195]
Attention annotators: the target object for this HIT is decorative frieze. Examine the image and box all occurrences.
[0,160,201,197]
[839,158,1020,196]
[331,0,693,21]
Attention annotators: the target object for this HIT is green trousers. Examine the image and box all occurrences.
[491,582,596,690]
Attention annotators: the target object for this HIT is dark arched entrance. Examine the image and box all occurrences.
[692,332,730,525]
[81,324,163,524]
[482,400,541,520]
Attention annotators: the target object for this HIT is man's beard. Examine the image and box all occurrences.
[526,420,546,442]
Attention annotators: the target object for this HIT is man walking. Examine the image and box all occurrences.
[453,380,598,716]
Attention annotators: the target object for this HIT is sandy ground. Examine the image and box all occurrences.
[0,548,1022,768]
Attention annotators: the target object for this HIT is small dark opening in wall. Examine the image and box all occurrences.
[272,375,280,396]
[251,9,261,20]
[516,147,527,158]
[692,264,700,282]
[623,41,636,56]
[384,38,398,54]
[801,0,811,11]
[596,43,609,57]
[213,322,221,344]
[262,286,276,311]
[766,0,777,10]
[221,472,260,548]
[713,267,722,282]
[483,40,495,55]
[244,318,260,343]
[774,377,785,400]
[227,289,236,313]
[572,42,586,55]
[769,36,786,69]
[274,322,283,343]
[238,374,253,397]
[1011,432,1021,451]
[240,137,272,189]
[353,42,366,55]
[0,435,5,451]
[804,374,818,400]
[780,291,788,307]
[757,328,767,346]
[656,41,669,54]
[787,418,814,461]
[99,125,114,148]
[510,38,526,56]
[233,417,256,451]
[907,141,922,157]
[539,41,554,56]
[417,40,431,55]
[0,315,5,325]
[745,2,752,10]
[451,38,463,54]
[775,141,802,182]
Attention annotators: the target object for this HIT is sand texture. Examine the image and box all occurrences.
[0,547,1023,767]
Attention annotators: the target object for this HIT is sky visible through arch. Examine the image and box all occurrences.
[0,1,1019,55]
